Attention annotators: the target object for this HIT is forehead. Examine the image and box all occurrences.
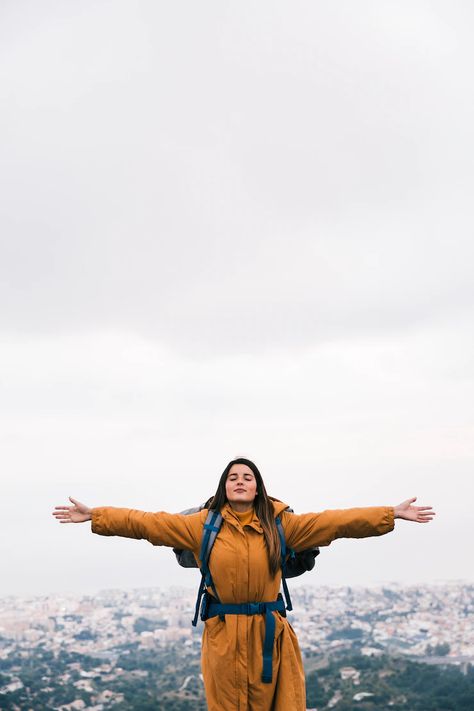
[227,464,255,477]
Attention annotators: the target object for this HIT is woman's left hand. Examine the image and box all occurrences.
[394,497,435,523]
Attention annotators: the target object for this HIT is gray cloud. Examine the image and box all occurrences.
[1,1,473,353]
[1,1,473,593]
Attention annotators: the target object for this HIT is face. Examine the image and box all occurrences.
[225,464,258,507]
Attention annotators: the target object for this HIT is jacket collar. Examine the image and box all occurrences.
[221,503,262,532]
[220,497,289,532]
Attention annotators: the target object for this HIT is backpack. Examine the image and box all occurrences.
[173,500,320,579]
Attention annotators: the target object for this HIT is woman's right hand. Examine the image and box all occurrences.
[53,496,92,523]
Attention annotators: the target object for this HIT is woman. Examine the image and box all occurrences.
[53,457,435,711]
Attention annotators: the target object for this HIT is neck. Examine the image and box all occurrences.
[229,501,254,513]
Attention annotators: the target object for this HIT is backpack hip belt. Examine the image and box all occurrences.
[204,594,287,684]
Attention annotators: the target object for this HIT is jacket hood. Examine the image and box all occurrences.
[269,497,290,517]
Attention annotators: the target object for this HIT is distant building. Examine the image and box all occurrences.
[340,666,360,684]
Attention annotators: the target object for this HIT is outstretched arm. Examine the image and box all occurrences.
[282,498,435,551]
[52,497,204,553]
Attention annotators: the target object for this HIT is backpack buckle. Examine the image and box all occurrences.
[200,590,211,621]
[247,602,262,615]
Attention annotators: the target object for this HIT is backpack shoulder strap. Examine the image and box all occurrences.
[199,509,223,565]
[192,509,223,626]
[275,515,293,612]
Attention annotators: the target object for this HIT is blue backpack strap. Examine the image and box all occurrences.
[261,604,277,682]
[199,509,222,587]
[202,510,222,563]
[192,509,223,626]
[275,516,293,612]
[192,576,206,627]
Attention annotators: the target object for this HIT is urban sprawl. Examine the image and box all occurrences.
[0,583,472,709]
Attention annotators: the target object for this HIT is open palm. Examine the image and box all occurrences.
[53,497,91,523]
[394,497,435,523]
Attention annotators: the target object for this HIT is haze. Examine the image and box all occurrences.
[1,1,473,596]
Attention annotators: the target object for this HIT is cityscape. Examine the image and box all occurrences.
[0,582,472,710]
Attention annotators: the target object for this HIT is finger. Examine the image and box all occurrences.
[69,496,80,505]
[54,506,72,511]
[60,519,74,523]
[416,506,433,510]
[408,497,417,504]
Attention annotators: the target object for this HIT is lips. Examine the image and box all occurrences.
[234,488,246,493]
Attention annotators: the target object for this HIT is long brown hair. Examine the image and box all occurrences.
[209,458,281,577]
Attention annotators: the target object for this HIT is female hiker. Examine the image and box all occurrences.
[52,457,435,711]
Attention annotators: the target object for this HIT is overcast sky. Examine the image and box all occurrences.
[1,0,473,597]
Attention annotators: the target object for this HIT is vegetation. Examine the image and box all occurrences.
[0,644,472,709]
[306,653,474,710]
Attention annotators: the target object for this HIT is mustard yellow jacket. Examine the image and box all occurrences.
[91,501,394,711]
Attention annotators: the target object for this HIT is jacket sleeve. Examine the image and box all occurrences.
[281,506,395,551]
[91,507,204,553]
